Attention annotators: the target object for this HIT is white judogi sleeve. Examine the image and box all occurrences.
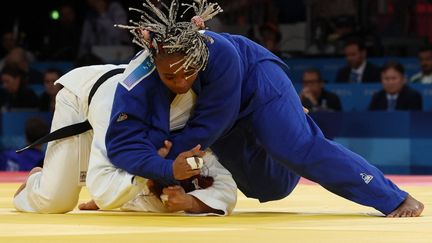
[187,152,237,215]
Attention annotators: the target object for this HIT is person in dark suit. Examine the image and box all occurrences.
[369,62,422,111]
[300,68,342,111]
[335,38,381,83]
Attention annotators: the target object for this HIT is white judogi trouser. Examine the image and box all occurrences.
[13,61,237,215]
[13,87,91,213]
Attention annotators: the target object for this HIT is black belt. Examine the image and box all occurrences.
[16,68,125,153]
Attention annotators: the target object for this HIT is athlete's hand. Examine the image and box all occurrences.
[162,185,223,214]
[157,140,172,158]
[162,186,193,212]
[172,145,204,180]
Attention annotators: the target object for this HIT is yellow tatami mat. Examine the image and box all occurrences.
[1,179,431,243]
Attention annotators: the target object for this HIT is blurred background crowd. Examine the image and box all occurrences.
[1,0,432,173]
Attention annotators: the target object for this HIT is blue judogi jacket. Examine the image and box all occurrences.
[106,31,288,185]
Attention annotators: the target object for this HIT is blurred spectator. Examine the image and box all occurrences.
[410,45,432,84]
[1,65,38,111]
[79,0,130,56]
[0,117,48,171]
[46,3,81,60]
[5,47,42,84]
[326,16,357,53]
[300,68,342,112]
[259,22,282,57]
[308,0,358,54]
[1,31,18,59]
[335,39,381,83]
[0,32,20,71]
[39,68,63,112]
[369,62,422,111]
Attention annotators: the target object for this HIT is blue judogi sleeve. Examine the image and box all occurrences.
[106,71,177,185]
[166,33,244,159]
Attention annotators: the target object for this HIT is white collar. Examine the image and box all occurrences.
[352,61,367,74]
[386,93,399,100]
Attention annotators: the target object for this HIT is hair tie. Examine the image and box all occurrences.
[191,16,205,30]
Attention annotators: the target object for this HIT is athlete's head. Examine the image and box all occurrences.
[118,0,223,94]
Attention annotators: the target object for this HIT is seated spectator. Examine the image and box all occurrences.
[79,0,130,56]
[1,65,38,111]
[410,45,432,84]
[335,38,381,83]
[0,117,48,171]
[369,62,422,111]
[5,47,42,84]
[39,68,63,112]
[300,68,342,112]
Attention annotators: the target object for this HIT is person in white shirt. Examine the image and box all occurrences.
[410,46,432,84]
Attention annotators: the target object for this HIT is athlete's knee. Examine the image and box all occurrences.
[257,175,300,202]
[36,196,78,213]
[17,190,78,214]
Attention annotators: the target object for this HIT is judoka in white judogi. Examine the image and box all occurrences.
[13,51,237,215]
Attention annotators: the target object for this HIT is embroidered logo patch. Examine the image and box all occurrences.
[117,113,128,122]
[360,173,374,184]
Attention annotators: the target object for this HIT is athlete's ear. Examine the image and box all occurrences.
[137,28,151,42]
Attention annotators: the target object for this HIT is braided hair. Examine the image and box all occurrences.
[117,0,223,77]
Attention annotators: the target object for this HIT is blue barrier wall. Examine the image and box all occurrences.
[310,112,432,174]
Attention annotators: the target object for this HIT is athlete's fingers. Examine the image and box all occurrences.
[177,145,204,159]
